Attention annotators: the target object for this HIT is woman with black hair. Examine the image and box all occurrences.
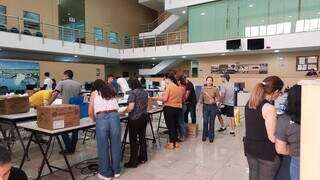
[88,79,121,180]
[121,79,149,168]
[153,72,182,150]
[275,85,301,180]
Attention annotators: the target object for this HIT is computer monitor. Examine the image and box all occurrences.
[152,81,160,87]
[235,82,245,91]
[84,82,92,91]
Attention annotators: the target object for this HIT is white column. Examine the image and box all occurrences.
[298,80,320,180]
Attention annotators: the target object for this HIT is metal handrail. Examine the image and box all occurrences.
[141,11,171,32]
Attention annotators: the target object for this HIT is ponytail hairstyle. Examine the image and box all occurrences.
[248,76,284,109]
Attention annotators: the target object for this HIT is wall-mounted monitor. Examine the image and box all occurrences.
[247,38,265,50]
[226,39,241,50]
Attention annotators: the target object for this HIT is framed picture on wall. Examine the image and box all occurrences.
[296,56,319,71]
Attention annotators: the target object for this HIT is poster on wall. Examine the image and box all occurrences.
[210,63,268,74]
[0,60,40,91]
[296,56,319,71]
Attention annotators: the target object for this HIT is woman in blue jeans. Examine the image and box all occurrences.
[89,79,121,180]
[198,76,219,143]
[275,85,301,180]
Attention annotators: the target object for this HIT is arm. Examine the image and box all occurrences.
[262,103,277,143]
[153,88,169,102]
[48,90,59,105]
[275,138,290,155]
[88,92,96,121]
[123,102,135,113]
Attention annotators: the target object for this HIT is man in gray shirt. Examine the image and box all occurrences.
[50,70,81,154]
[217,73,236,136]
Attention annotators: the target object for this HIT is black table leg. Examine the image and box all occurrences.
[14,125,30,160]
[156,112,163,135]
[36,134,53,180]
[82,130,88,144]
[148,115,157,144]
[121,122,129,161]
[19,132,34,169]
[56,136,75,180]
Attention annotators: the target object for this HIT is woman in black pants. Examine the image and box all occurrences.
[244,76,284,180]
[121,79,149,168]
[153,72,182,150]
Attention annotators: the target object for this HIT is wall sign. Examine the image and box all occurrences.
[211,63,268,74]
[296,56,319,71]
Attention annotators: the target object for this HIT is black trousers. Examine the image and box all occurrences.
[163,106,181,144]
[128,114,148,165]
[184,103,197,124]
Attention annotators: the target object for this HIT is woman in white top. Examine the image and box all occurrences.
[88,79,121,180]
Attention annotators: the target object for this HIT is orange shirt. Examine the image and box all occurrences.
[163,83,182,108]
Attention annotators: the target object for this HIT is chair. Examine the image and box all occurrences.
[22,29,32,35]
[69,96,94,144]
[0,25,7,32]
[0,86,9,95]
[35,31,43,37]
[9,27,19,34]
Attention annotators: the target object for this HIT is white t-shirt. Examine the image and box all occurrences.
[44,77,53,90]
[220,82,235,106]
[117,78,131,93]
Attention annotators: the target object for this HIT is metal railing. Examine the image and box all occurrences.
[123,30,188,49]
[0,13,122,49]
[141,12,171,33]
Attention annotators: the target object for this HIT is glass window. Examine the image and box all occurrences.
[283,22,291,33]
[276,23,284,34]
[304,19,311,31]
[0,5,6,25]
[260,25,267,36]
[251,26,259,36]
[23,11,40,30]
[94,27,103,41]
[310,18,319,31]
[245,27,251,37]
[296,20,305,32]
[267,24,276,35]
[108,32,118,44]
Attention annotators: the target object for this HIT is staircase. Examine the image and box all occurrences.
[139,59,183,75]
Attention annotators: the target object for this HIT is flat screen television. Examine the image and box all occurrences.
[247,38,264,50]
[226,39,241,50]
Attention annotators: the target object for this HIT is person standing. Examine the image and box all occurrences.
[217,74,236,135]
[50,70,81,154]
[88,79,121,180]
[43,72,53,90]
[275,85,301,180]
[121,79,149,168]
[153,72,182,150]
[184,78,197,124]
[199,76,219,142]
[177,76,187,141]
[244,76,284,180]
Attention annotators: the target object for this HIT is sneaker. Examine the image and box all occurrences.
[217,127,227,132]
[98,173,111,180]
[114,174,121,178]
[230,131,235,136]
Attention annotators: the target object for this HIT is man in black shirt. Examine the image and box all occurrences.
[0,146,28,180]
[184,78,197,124]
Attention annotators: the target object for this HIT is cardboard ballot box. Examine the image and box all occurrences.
[0,96,30,115]
[187,123,199,138]
[37,105,80,130]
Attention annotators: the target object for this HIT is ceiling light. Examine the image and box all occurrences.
[182,56,186,59]
[249,4,254,8]
[274,50,280,53]
[288,15,292,18]
[152,57,156,60]
[74,55,78,58]
[221,53,226,56]
[200,12,206,16]
[182,10,186,14]
[278,57,284,60]
[317,12,320,15]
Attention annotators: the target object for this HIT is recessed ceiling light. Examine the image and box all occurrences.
[288,15,292,18]
[152,57,156,60]
[249,4,254,8]
[278,57,284,60]
[182,56,186,59]
[182,10,186,14]
[274,50,280,53]
[221,53,226,56]
[261,20,265,22]
[74,55,78,58]
[200,12,206,16]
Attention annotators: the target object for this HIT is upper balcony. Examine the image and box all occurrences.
[165,0,217,11]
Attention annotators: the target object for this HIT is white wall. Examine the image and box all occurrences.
[165,0,217,10]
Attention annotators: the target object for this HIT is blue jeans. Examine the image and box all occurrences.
[290,156,300,180]
[177,103,187,138]
[202,104,217,141]
[96,112,121,177]
[61,131,78,152]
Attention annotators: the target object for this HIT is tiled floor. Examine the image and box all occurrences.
[10,110,248,180]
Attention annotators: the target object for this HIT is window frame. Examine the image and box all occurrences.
[0,5,7,25]
[94,27,103,41]
[23,10,40,30]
